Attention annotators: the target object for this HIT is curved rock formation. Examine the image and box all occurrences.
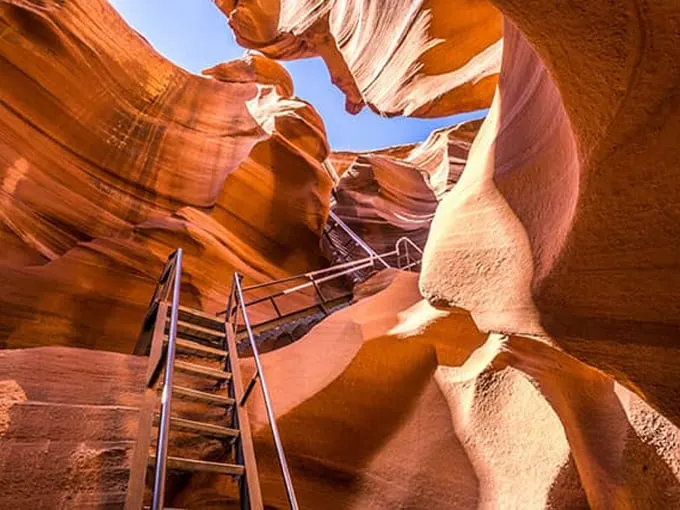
[187,272,677,509]
[213,0,680,507]
[216,0,502,116]
[0,0,334,351]
[3,0,680,508]
[330,119,481,252]
[420,10,680,428]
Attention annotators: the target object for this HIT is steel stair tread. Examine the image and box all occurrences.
[173,305,224,330]
[171,320,225,340]
[166,336,228,358]
[148,454,244,476]
[154,415,239,438]
[175,360,232,380]
[171,385,235,406]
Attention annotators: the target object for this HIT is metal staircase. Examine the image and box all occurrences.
[127,250,297,510]
[226,225,424,353]
[127,229,423,509]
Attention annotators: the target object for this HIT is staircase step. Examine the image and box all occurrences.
[173,305,224,331]
[172,320,225,342]
[175,360,232,380]
[171,385,235,407]
[237,294,352,342]
[148,454,244,476]
[155,415,239,439]
[167,337,229,358]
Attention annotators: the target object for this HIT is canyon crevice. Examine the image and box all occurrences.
[1,0,679,508]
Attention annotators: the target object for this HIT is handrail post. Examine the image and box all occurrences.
[270,297,282,318]
[151,248,183,510]
[234,274,300,510]
[309,276,329,316]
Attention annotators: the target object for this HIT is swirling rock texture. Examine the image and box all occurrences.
[217,0,502,116]
[330,119,481,253]
[0,0,334,352]
[2,0,680,509]
[417,3,680,509]
[218,0,680,508]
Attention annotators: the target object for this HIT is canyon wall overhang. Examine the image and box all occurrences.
[216,0,502,116]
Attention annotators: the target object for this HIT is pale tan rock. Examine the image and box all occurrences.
[216,0,502,116]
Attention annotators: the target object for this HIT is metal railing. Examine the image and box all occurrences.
[225,273,300,510]
[218,236,422,313]
[327,210,390,268]
[135,249,183,510]
[130,234,421,509]
[395,236,423,271]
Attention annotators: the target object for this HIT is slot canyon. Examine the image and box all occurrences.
[0,0,679,508]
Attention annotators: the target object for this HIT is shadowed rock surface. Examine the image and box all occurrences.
[1,0,680,508]
[0,0,334,352]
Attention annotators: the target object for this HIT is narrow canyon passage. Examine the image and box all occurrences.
[1,0,679,508]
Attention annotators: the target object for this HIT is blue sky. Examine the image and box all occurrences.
[109,0,486,151]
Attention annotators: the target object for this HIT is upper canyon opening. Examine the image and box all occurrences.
[110,0,487,151]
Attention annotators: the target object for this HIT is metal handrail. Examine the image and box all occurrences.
[229,273,299,510]
[150,249,183,510]
[328,210,390,268]
[241,250,397,294]
[217,237,422,324]
[396,236,424,256]
[395,236,423,272]
[216,252,396,317]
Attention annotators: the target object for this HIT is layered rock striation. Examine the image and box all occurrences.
[216,0,502,116]
[0,0,334,351]
[2,0,680,508]
[330,120,481,252]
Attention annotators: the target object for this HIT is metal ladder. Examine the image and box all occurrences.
[127,235,423,509]
[127,249,297,510]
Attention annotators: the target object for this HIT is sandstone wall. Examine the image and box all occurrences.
[0,0,334,352]
[216,0,502,116]
[0,347,146,509]
[420,10,680,426]
[330,120,481,252]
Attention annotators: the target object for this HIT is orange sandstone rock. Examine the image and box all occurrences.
[330,120,481,252]
[420,12,680,426]
[0,0,334,351]
[216,0,502,116]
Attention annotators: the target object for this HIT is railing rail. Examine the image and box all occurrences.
[227,273,300,510]
[328,210,390,268]
[395,236,424,271]
[150,249,183,510]
[217,237,423,331]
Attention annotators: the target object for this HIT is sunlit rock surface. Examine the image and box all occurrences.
[0,0,334,351]
[216,0,502,116]
[2,0,680,508]
[215,272,679,509]
[220,0,680,507]
[330,120,481,252]
[421,10,680,428]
